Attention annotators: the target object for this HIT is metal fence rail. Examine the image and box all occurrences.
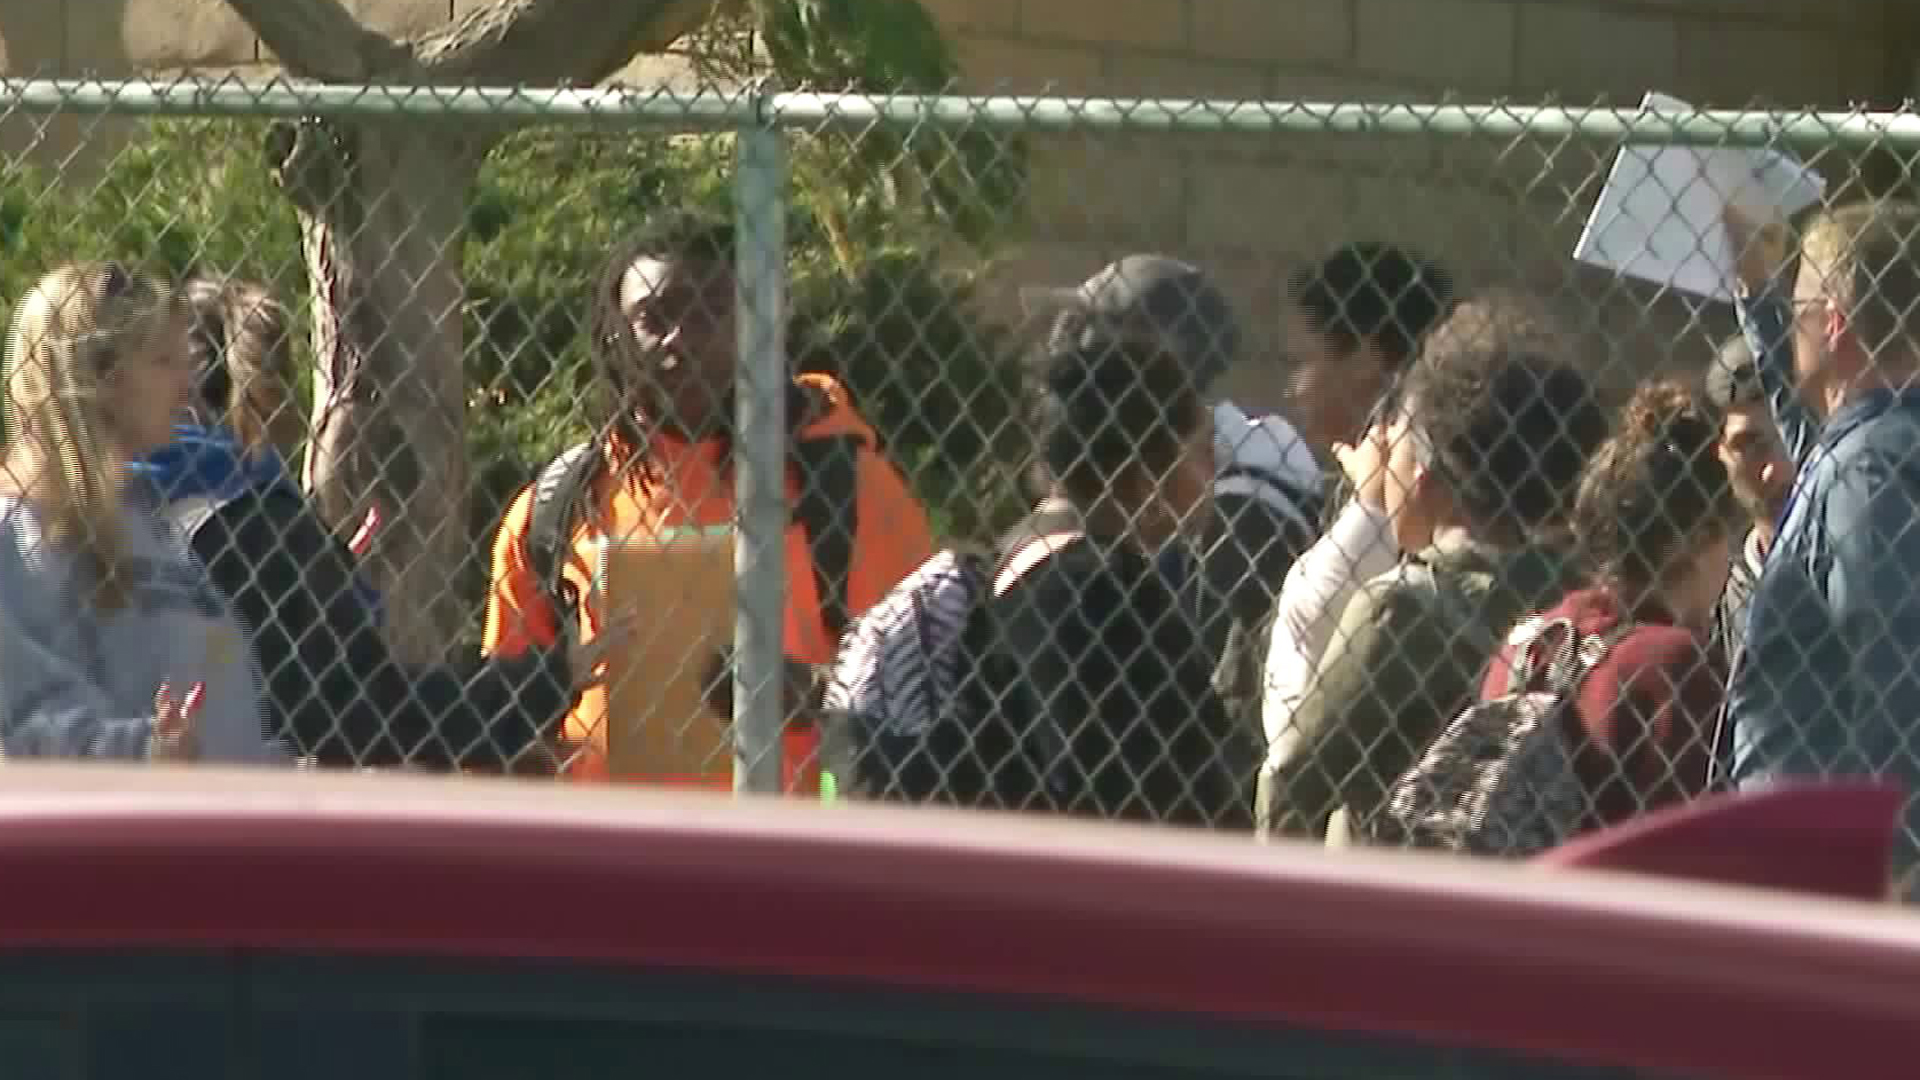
[11,78,1920,145]
[0,75,1913,869]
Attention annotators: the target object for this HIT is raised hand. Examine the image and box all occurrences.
[151,681,204,762]
[1724,203,1793,295]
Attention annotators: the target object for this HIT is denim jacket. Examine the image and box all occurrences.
[1726,287,1920,881]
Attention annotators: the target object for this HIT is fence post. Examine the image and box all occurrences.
[732,102,790,796]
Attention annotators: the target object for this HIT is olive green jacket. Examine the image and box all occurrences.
[1257,529,1577,841]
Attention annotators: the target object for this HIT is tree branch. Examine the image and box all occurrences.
[222,0,412,81]
[412,0,716,85]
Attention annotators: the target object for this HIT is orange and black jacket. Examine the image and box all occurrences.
[481,373,934,781]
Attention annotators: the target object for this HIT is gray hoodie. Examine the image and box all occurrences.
[0,494,284,763]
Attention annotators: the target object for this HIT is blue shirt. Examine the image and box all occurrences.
[1727,288,1920,878]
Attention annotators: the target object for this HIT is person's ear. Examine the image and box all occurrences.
[1823,296,1856,359]
[1408,461,1441,506]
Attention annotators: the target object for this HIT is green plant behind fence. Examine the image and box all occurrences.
[0,116,1027,627]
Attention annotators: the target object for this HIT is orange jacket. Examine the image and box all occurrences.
[482,373,933,782]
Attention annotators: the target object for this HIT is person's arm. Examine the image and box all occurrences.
[1735,286,1818,468]
[1727,206,1816,465]
[0,595,154,759]
[1261,579,1433,839]
[196,496,568,769]
[999,554,1250,829]
[783,444,933,722]
[1262,497,1400,746]
[1143,559,1260,830]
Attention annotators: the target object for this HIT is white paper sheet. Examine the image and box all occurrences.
[1573,91,1826,302]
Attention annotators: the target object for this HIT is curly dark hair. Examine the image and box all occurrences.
[1572,380,1736,589]
[1401,290,1609,540]
[1288,241,1456,369]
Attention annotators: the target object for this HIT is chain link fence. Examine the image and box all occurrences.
[2,76,1917,863]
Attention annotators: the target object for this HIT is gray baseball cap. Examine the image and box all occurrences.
[1024,254,1242,392]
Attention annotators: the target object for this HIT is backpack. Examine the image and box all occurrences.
[1194,404,1327,746]
[1201,461,1326,721]
[1213,461,1326,542]
[822,532,1078,801]
[524,430,862,641]
[1372,614,1632,857]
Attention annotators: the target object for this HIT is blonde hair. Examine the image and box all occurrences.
[3,262,183,609]
[1800,199,1920,367]
[182,277,302,459]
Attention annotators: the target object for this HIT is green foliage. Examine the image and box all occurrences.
[790,247,1029,539]
[751,0,954,92]
[0,118,304,323]
[734,0,1031,249]
[0,108,1027,558]
[465,125,1029,540]
[0,118,311,438]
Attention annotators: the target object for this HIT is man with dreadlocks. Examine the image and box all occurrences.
[482,213,933,784]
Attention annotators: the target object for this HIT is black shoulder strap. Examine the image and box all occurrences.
[527,441,599,611]
[162,494,225,546]
[162,485,300,549]
[791,432,862,641]
[1217,461,1325,510]
[1399,558,1487,648]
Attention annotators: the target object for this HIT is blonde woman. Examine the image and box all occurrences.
[0,263,281,763]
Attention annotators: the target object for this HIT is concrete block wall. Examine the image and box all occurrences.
[0,0,711,187]
[0,0,1908,395]
[923,0,1908,400]
[0,0,721,80]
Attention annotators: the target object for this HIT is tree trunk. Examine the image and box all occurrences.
[268,118,480,664]
[229,0,713,665]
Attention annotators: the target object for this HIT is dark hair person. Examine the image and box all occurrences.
[1260,291,1609,842]
[1011,255,1327,793]
[1481,381,1736,833]
[949,310,1255,829]
[484,212,931,783]
[1284,241,1456,453]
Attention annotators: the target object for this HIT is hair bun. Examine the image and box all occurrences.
[1624,381,1718,462]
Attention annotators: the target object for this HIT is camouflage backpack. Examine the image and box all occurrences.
[1374,614,1632,857]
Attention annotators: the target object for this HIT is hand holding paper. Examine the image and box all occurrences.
[1574,92,1824,301]
[1723,203,1794,296]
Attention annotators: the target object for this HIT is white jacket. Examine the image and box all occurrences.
[1261,495,1402,750]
